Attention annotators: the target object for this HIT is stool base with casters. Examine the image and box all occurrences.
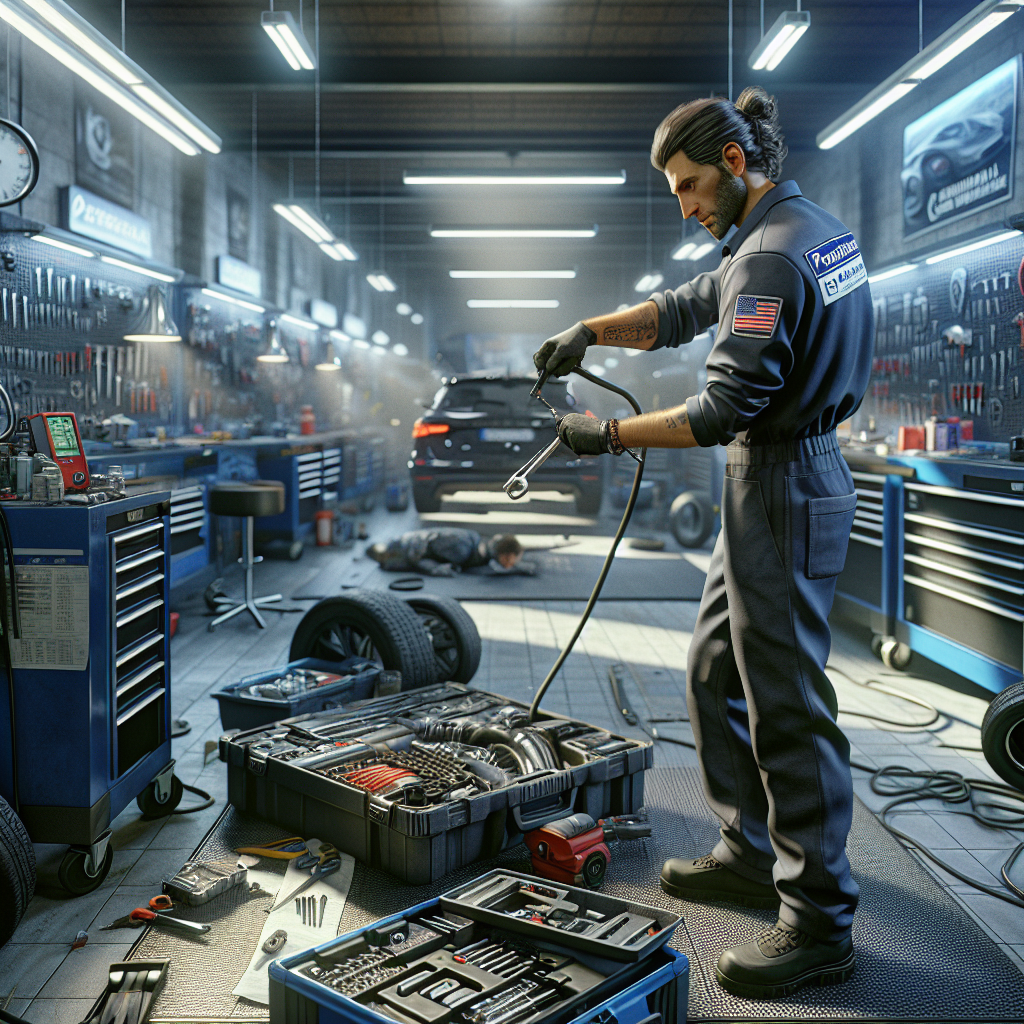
[209,481,286,632]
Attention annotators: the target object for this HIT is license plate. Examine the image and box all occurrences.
[479,428,535,442]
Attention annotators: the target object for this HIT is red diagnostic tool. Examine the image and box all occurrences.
[27,412,90,491]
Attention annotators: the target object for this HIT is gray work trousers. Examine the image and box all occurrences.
[686,432,860,942]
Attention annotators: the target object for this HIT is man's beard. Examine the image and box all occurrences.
[704,167,748,240]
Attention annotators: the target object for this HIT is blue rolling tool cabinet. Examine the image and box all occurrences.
[836,447,1023,694]
[0,492,181,893]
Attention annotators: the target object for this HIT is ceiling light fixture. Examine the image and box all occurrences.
[818,0,1024,149]
[352,338,371,350]
[274,203,358,261]
[367,273,396,292]
[315,341,341,371]
[670,241,697,261]
[688,242,718,260]
[924,229,1022,265]
[200,288,265,313]
[257,321,289,363]
[123,285,181,342]
[329,329,351,342]
[2,0,219,154]
[280,313,319,331]
[404,172,626,186]
[431,228,598,239]
[33,234,94,257]
[100,255,176,282]
[867,264,918,284]
[634,272,664,292]
[392,343,409,357]
[449,270,576,279]
[396,302,413,315]
[466,299,560,309]
[748,7,810,71]
[261,9,316,70]
[372,330,390,345]
[410,313,424,325]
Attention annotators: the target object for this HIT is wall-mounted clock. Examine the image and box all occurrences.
[0,118,39,208]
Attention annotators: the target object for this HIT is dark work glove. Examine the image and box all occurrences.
[533,322,597,378]
[557,413,613,456]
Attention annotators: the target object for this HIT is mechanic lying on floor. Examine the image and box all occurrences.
[533,86,872,999]
[367,528,537,577]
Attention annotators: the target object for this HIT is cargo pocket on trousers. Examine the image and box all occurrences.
[806,492,858,579]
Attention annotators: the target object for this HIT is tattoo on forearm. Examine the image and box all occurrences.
[603,306,657,346]
[664,409,688,430]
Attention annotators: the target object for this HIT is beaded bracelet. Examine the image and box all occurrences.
[606,418,626,455]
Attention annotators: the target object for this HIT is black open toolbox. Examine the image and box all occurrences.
[269,873,687,1024]
[219,684,653,884]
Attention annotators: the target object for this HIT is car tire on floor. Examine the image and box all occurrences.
[0,794,36,947]
[412,486,442,514]
[670,491,715,548]
[403,594,482,684]
[289,589,438,690]
[980,677,1024,792]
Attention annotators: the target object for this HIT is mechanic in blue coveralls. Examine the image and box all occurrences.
[533,87,873,999]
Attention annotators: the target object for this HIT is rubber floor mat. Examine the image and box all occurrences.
[129,767,1024,1022]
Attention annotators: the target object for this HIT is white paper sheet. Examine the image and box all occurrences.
[233,842,355,1005]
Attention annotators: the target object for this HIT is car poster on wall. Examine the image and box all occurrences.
[902,56,1019,238]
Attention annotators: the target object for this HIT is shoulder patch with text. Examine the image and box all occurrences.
[803,232,867,306]
[732,294,782,338]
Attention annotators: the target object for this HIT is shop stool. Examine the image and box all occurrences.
[208,480,287,631]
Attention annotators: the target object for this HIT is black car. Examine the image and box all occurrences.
[409,374,604,514]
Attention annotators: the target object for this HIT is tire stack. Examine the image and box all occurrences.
[289,588,481,689]
[0,795,35,947]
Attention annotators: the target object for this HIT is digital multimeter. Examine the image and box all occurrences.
[27,412,90,491]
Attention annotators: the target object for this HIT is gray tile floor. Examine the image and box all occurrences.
[2,498,1022,1021]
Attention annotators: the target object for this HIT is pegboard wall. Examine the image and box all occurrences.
[864,233,1024,443]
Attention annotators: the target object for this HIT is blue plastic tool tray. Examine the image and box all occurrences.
[212,657,385,730]
[268,887,688,1024]
[219,683,652,885]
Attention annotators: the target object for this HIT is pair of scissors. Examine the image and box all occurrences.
[270,843,342,911]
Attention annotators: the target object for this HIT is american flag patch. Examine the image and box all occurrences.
[732,294,782,338]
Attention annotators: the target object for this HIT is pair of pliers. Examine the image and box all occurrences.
[270,844,342,911]
[235,837,308,859]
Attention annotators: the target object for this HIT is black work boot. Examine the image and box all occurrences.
[660,854,778,908]
[716,920,855,998]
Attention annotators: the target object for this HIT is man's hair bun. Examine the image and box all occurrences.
[734,86,787,180]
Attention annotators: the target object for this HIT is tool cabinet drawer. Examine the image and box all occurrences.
[838,472,885,609]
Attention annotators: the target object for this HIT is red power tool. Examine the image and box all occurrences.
[524,810,650,889]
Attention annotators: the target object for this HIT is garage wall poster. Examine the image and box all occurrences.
[902,56,1018,238]
[74,82,136,210]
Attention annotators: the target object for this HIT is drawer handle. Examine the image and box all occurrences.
[904,574,1024,622]
[117,572,166,602]
[905,554,1024,597]
[116,686,164,726]
[850,471,886,484]
[905,534,1024,571]
[116,597,163,628]
[904,512,1024,547]
[850,531,883,548]
[116,549,164,574]
[113,522,164,544]
[117,659,165,698]
[906,481,1024,510]
[116,632,165,668]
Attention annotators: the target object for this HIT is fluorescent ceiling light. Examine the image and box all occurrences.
[273,203,319,242]
[352,338,371,349]
[396,302,413,315]
[331,240,358,261]
[410,313,424,325]
[817,0,1024,149]
[924,230,1022,265]
[749,9,810,71]
[671,241,697,261]
[372,330,390,346]
[319,241,344,261]
[329,329,351,342]
[370,345,386,356]
[261,9,316,70]
[393,343,409,357]
[867,264,918,284]
[689,242,717,260]
[449,270,576,279]
[200,288,264,313]
[604,357,619,368]
[404,172,626,186]
[289,205,333,242]
[467,299,560,308]
[100,255,176,282]
[634,272,664,292]
[317,239,358,261]
[11,0,219,154]
[367,273,396,292]
[34,234,94,257]
[586,364,606,377]
[431,228,597,238]
[280,313,319,330]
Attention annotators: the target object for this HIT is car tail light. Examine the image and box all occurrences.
[412,419,449,439]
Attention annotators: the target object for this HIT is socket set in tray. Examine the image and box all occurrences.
[268,875,686,1024]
